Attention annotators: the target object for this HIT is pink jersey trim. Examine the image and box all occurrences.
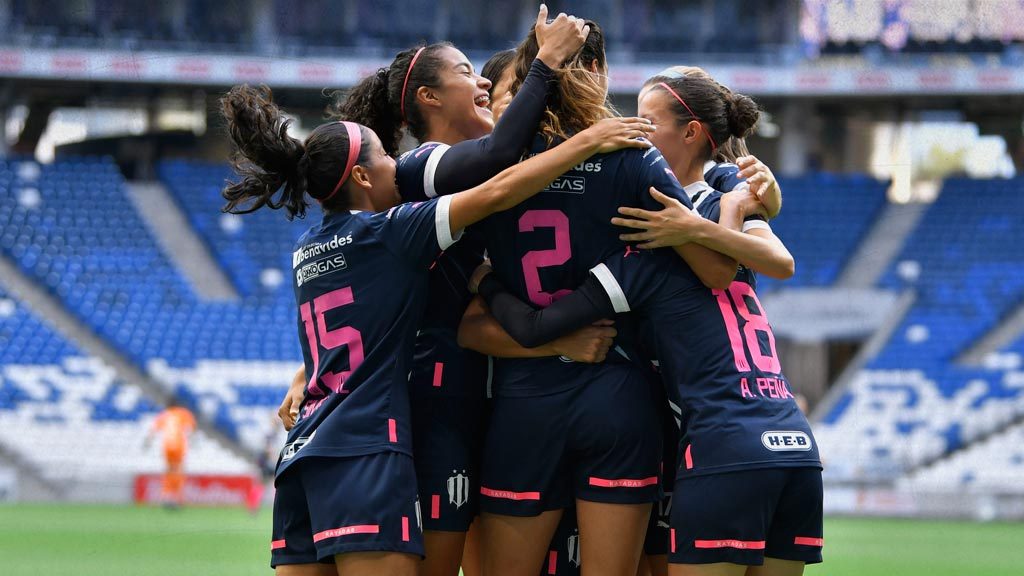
[694,539,765,550]
[588,476,658,488]
[313,524,380,543]
[402,516,410,542]
[270,539,287,550]
[670,529,676,553]
[431,494,441,519]
[794,536,824,547]
[388,418,398,443]
[684,444,693,470]
[547,550,557,574]
[432,362,444,387]
[480,486,541,501]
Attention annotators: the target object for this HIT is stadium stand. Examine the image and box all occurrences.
[0,157,300,455]
[0,285,252,483]
[815,178,1024,483]
[903,417,1024,495]
[757,173,888,292]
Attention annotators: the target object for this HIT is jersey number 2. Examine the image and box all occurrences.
[299,286,365,396]
[519,210,572,307]
[713,282,781,374]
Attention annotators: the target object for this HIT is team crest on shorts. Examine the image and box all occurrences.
[567,529,581,567]
[447,470,470,509]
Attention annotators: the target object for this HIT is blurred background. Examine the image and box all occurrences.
[0,1,1023,575]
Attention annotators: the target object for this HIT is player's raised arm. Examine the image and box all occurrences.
[445,116,653,233]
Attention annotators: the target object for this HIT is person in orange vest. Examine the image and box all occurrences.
[145,399,196,509]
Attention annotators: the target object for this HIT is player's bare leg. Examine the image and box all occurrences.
[745,558,804,576]
[481,509,563,576]
[421,530,468,576]
[333,551,420,576]
[576,501,650,576]
[639,554,668,576]
[275,563,336,576]
[460,519,483,576]
[669,563,746,576]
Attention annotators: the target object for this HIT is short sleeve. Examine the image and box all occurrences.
[396,142,450,202]
[370,196,464,268]
[635,146,695,211]
[704,162,744,192]
[588,247,673,314]
[742,214,771,233]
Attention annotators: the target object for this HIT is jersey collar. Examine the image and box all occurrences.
[681,180,714,203]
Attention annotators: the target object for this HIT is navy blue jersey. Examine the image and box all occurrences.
[397,143,488,398]
[479,136,694,397]
[704,161,743,192]
[278,197,461,475]
[588,247,820,477]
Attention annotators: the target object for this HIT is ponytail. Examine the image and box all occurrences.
[333,43,451,154]
[221,84,310,219]
[333,67,403,156]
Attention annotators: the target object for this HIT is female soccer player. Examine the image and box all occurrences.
[465,73,822,576]
[454,20,742,576]
[220,83,653,576]
[334,8,610,576]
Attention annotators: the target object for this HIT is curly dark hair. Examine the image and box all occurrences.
[221,84,368,219]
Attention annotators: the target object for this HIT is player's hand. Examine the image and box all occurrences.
[468,261,494,294]
[551,321,616,363]
[581,117,654,154]
[535,5,590,69]
[721,184,768,220]
[278,369,306,431]
[736,155,781,218]
[612,187,703,248]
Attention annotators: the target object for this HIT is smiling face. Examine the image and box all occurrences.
[428,46,494,140]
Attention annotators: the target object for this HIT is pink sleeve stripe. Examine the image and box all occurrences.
[270,539,287,550]
[588,476,658,488]
[313,524,380,543]
[388,418,398,443]
[547,550,558,574]
[402,516,410,542]
[794,536,824,547]
[432,362,444,387]
[694,539,765,550]
[684,444,693,470]
[670,529,676,553]
[431,494,441,519]
[480,486,541,501]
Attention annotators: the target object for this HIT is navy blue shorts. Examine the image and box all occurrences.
[410,393,488,532]
[539,506,581,576]
[644,393,679,557]
[480,364,661,516]
[669,467,823,566]
[270,453,424,567]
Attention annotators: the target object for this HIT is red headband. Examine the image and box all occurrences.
[400,46,426,124]
[657,82,718,153]
[322,121,362,203]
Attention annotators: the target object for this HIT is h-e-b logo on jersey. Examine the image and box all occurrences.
[447,470,469,509]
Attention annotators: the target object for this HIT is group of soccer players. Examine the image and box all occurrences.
[219,5,823,576]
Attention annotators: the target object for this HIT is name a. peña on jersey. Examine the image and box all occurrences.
[293,233,354,268]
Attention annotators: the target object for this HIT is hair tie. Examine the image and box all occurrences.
[657,82,717,153]
[322,121,362,203]
[400,47,426,124]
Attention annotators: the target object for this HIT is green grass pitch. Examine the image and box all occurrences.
[1,504,1022,575]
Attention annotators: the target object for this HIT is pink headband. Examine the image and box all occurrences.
[400,46,426,124]
[322,121,362,203]
[657,82,718,153]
